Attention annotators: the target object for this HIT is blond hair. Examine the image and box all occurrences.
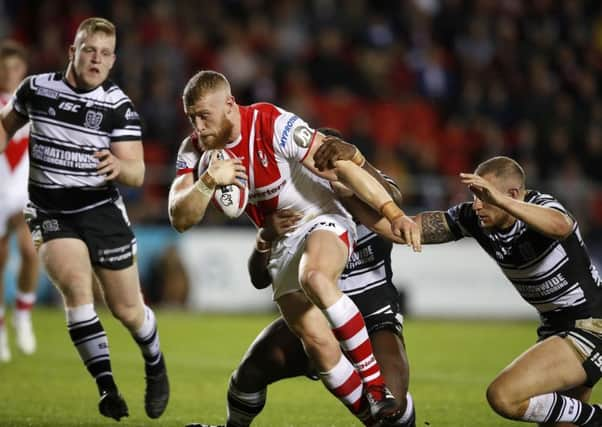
[73,17,116,45]
[475,156,526,189]
[182,70,231,107]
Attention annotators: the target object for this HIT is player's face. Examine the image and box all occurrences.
[0,55,27,93]
[185,90,234,150]
[471,173,516,229]
[69,31,116,90]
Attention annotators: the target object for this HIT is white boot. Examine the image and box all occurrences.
[0,326,11,362]
[14,311,36,355]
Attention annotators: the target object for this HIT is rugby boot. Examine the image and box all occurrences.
[145,359,170,418]
[365,384,401,421]
[98,390,129,421]
[0,328,10,362]
[13,314,36,355]
[185,424,225,427]
[380,406,415,427]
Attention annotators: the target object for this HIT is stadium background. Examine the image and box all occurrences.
[3,1,602,426]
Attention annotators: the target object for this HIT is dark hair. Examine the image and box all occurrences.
[317,127,343,138]
[475,156,526,188]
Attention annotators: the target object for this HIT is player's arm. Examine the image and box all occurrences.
[95,141,145,187]
[302,133,421,251]
[460,173,573,239]
[0,103,28,153]
[168,145,247,232]
[248,210,302,289]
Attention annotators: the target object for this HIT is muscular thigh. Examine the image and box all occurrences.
[300,229,349,281]
[491,336,587,401]
[95,262,143,310]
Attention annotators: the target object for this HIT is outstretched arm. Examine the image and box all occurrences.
[460,173,573,239]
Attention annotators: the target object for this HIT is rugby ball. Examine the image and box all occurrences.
[198,148,248,219]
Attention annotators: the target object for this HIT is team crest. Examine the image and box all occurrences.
[257,149,268,167]
[84,110,104,130]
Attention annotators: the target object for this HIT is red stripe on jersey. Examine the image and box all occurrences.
[5,136,28,170]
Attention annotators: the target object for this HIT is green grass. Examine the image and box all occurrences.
[0,309,599,426]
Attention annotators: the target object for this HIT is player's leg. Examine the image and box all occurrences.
[486,335,602,426]
[224,317,311,427]
[0,230,10,362]
[539,386,592,427]
[96,262,169,419]
[299,229,398,419]
[277,291,375,425]
[10,212,38,354]
[39,237,128,421]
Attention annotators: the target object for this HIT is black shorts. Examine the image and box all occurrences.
[347,282,404,336]
[25,200,137,270]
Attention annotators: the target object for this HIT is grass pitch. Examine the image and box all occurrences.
[0,308,598,426]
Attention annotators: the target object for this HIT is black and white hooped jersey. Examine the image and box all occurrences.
[445,190,602,325]
[12,72,142,213]
[339,224,401,316]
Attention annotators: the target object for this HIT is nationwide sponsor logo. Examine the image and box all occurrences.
[36,87,59,99]
[125,108,139,120]
[84,110,103,130]
[31,145,97,169]
[279,115,299,147]
[514,272,569,298]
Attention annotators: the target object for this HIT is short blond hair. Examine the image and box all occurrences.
[74,17,116,45]
[475,156,526,189]
[182,70,231,107]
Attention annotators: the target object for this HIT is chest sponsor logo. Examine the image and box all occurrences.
[59,101,81,112]
[84,110,103,130]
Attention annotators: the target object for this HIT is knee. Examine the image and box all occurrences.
[299,269,332,303]
[109,302,143,328]
[486,381,520,419]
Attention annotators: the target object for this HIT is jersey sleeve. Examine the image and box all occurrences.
[445,202,475,239]
[175,135,202,176]
[11,76,33,118]
[528,191,569,215]
[110,98,143,142]
[272,109,317,162]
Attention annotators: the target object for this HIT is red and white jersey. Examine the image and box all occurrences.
[176,102,351,228]
[0,92,29,198]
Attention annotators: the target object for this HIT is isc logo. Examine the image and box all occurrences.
[58,101,81,112]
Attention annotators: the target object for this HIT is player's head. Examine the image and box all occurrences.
[0,40,28,93]
[472,156,526,229]
[318,127,343,138]
[182,70,236,150]
[68,17,116,90]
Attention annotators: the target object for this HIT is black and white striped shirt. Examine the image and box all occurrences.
[446,190,602,325]
[340,224,400,316]
[12,72,142,213]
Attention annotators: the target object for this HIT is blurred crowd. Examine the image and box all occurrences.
[3,0,602,239]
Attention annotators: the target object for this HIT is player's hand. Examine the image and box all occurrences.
[207,153,248,189]
[261,209,303,241]
[391,215,422,252]
[460,173,504,206]
[95,149,121,181]
[314,136,357,171]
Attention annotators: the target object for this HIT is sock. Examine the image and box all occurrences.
[226,377,266,427]
[66,304,117,394]
[323,295,384,388]
[522,392,596,424]
[319,354,366,419]
[15,291,35,323]
[132,305,164,375]
[395,392,415,426]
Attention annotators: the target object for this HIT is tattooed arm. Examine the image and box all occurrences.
[414,211,456,244]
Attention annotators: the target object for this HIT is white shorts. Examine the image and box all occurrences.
[0,158,29,238]
[268,214,356,301]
